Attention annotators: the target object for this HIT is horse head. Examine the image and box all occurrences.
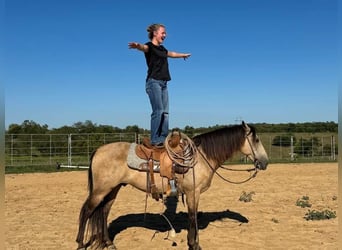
[240,121,269,170]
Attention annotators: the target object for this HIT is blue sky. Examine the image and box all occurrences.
[5,0,338,129]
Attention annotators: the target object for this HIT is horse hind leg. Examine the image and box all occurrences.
[102,186,123,249]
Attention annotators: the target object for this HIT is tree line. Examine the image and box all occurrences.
[6,120,338,135]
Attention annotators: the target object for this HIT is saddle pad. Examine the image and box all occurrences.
[127,143,160,172]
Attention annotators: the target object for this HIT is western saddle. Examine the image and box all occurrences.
[135,130,187,200]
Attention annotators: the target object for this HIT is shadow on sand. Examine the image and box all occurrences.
[108,197,248,241]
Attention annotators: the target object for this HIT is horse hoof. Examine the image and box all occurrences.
[188,246,202,250]
[107,244,117,250]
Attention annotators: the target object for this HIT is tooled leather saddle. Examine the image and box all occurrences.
[133,131,190,199]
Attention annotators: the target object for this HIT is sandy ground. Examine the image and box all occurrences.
[5,163,338,250]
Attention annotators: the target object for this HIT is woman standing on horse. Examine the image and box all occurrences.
[128,23,191,147]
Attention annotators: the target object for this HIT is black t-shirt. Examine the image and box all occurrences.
[144,42,171,81]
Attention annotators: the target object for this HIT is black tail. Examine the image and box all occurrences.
[76,193,107,249]
[88,202,107,249]
[88,150,97,193]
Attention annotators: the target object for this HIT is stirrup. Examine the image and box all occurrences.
[169,179,178,196]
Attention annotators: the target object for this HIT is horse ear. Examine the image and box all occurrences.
[242,121,250,133]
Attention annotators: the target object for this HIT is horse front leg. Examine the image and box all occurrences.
[186,191,201,250]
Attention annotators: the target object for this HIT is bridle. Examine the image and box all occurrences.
[245,130,263,170]
[198,130,260,184]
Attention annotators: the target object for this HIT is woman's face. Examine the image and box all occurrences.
[154,26,167,45]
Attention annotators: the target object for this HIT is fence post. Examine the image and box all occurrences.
[301,136,303,157]
[290,136,294,161]
[331,135,335,161]
[68,134,72,166]
[10,134,13,166]
[50,134,52,165]
[279,135,282,159]
[311,135,314,161]
[321,136,324,158]
[268,135,272,161]
[30,134,33,164]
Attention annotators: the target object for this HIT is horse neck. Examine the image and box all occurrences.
[199,140,242,166]
[197,147,221,172]
[193,125,245,164]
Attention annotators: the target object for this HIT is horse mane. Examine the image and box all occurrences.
[192,124,256,163]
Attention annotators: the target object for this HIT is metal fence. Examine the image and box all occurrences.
[5,132,337,168]
[5,133,137,168]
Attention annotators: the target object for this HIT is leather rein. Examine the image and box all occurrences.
[198,132,260,184]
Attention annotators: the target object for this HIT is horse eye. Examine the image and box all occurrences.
[255,138,260,143]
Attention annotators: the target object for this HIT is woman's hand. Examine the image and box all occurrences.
[128,42,148,52]
[128,42,139,49]
[183,54,191,60]
[168,51,191,59]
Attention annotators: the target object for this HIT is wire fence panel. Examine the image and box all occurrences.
[5,132,337,168]
[5,133,137,167]
[258,133,337,163]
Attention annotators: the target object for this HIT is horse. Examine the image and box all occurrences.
[76,121,269,250]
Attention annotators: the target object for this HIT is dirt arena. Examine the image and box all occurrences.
[5,163,337,250]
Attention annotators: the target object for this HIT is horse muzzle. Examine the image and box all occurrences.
[254,158,268,170]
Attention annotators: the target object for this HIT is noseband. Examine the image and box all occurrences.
[245,131,262,170]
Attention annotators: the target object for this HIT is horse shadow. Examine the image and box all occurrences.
[108,197,248,241]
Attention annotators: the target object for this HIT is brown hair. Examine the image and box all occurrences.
[192,124,255,163]
[147,23,165,40]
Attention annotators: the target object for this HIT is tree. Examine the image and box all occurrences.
[183,125,195,137]
[125,125,140,133]
[72,120,96,133]
[7,124,22,134]
[8,120,49,134]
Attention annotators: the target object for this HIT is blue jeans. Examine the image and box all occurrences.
[145,78,169,145]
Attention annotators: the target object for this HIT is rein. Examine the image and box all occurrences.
[216,165,258,184]
[164,130,259,184]
[198,148,259,185]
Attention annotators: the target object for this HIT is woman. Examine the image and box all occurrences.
[128,24,191,147]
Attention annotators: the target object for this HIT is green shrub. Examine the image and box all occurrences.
[296,196,312,208]
[304,209,336,220]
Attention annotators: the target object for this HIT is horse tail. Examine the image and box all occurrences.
[88,203,107,249]
[87,150,97,193]
[77,148,110,248]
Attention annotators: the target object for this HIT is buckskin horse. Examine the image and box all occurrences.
[76,122,268,250]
